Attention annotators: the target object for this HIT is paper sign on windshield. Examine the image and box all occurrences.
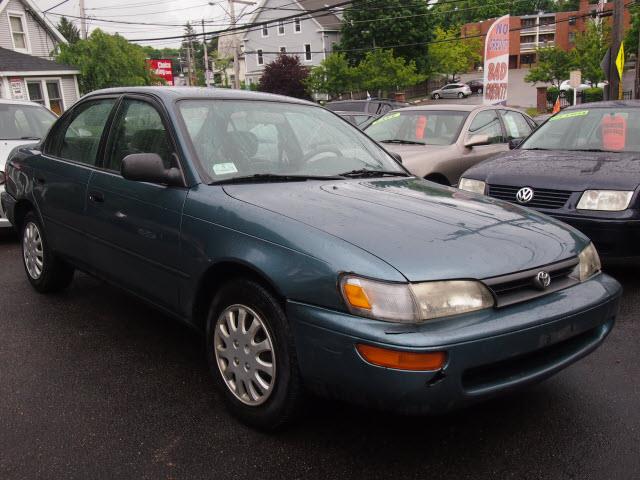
[602,114,627,151]
[483,15,510,105]
[549,110,589,121]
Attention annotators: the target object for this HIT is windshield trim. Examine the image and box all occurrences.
[175,98,408,185]
[365,110,470,146]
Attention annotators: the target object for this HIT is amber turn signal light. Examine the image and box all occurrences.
[356,344,446,371]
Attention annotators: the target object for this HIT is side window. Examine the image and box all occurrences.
[500,110,533,140]
[56,99,115,165]
[468,110,504,144]
[106,99,174,172]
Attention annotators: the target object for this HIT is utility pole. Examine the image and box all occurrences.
[202,19,210,87]
[79,0,87,39]
[227,0,255,89]
[636,26,640,99]
[609,0,624,100]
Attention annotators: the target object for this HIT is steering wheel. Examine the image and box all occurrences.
[302,146,343,164]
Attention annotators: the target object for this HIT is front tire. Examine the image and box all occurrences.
[433,93,440,100]
[22,211,74,293]
[206,278,303,430]
[458,92,464,98]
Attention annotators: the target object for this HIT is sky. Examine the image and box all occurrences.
[34,0,252,49]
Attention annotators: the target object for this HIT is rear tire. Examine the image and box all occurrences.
[206,278,303,430]
[478,88,483,94]
[21,211,74,293]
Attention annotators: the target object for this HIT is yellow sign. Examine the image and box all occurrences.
[616,42,625,80]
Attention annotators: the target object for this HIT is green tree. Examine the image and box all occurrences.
[431,0,555,30]
[428,26,482,81]
[56,16,80,44]
[258,54,311,99]
[555,0,580,12]
[572,19,609,85]
[305,52,360,97]
[525,46,573,88]
[210,50,233,86]
[625,4,639,57]
[356,49,425,94]
[339,0,433,72]
[56,29,154,94]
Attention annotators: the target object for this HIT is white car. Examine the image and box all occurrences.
[0,99,57,229]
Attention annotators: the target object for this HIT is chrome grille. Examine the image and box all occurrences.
[483,257,579,307]
[488,185,573,209]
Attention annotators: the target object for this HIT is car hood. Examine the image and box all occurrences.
[380,143,455,165]
[223,178,586,282]
[465,149,640,191]
[0,140,38,169]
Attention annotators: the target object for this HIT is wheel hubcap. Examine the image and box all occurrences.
[23,222,44,280]
[214,305,276,406]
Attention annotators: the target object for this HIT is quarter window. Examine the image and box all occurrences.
[106,99,174,172]
[468,110,504,144]
[56,99,116,165]
[9,14,28,51]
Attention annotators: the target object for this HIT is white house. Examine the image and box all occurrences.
[0,0,80,113]
[243,0,343,85]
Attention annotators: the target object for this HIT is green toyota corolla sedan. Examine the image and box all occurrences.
[1,88,621,430]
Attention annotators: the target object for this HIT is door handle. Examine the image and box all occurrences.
[88,192,105,203]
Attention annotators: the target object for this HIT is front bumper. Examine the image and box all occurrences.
[287,273,620,414]
[549,213,640,259]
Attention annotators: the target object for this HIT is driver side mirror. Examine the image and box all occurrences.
[389,151,402,164]
[509,138,523,150]
[121,153,182,186]
[464,134,491,148]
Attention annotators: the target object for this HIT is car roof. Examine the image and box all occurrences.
[564,100,640,109]
[393,104,516,113]
[327,99,403,104]
[0,98,46,107]
[83,86,316,106]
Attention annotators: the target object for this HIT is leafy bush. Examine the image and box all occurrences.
[258,54,311,100]
[582,87,604,103]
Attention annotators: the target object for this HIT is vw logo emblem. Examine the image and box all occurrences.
[516,187,534,204]
[533,271,551,290]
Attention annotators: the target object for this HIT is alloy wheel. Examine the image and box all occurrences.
[23,222,44,280]
[214,304,276,406]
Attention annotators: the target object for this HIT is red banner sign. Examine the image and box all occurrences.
[483,15,510,105]
[147,59,174,86]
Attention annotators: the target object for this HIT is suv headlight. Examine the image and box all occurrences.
[571,243,601,282]
[340,275,494,323]
[577,190,633,211]
[458,178,486,194]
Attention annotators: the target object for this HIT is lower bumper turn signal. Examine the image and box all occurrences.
[356,344,446,371]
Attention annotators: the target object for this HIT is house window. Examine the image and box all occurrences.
[294,18,301,33]
[280,46,286,54]
[257,49,264,65]
[569,16,576,25]
[278,20,285,35]
[304,44,312,62]
[569,32,576,44]
[261,24,269,37]
[27,79,65,114]
[9,14,29,52]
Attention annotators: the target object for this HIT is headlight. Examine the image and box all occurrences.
[340,275,494,323]
[458,178,486,194]
[571,243,601,282]
[577,190,633,211]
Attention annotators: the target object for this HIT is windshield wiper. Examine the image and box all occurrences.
[523,147,552,151]
[338,169,410,178]
[380,139,426,145]
[571,148,620,153]
[212,173,342,185]
[20,136,41,140]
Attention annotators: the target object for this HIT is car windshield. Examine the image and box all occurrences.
[521,107,640,153]
[178,99,405,182]
[365,110,469,146]
[0,103,56,140]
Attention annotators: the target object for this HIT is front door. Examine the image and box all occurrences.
[85,97,188,311]
[33,98,116,264]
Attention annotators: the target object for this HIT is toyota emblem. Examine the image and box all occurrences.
[533,271,551,290]
[516,187,534,204]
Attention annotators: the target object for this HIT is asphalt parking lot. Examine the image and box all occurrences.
[1,232,639,480]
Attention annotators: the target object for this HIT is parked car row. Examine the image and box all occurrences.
[0,88,625,432]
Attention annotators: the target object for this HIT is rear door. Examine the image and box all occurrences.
[33,97,117,264]
[84,96,188,310]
